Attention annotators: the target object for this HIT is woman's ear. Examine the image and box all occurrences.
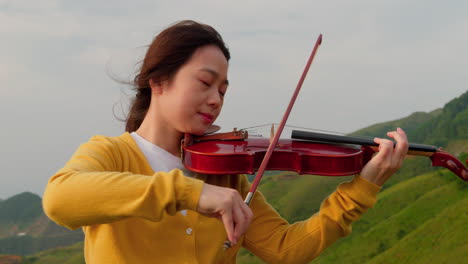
[149,78,165,95]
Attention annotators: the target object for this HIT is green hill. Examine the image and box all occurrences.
[411,91,468,147]
[0,193,83,256]
[0,193,42,236]
[350,90,467,148]
[351,91,468,188]
[350,110,441,140]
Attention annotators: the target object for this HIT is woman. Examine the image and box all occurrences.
[43,20,408,263]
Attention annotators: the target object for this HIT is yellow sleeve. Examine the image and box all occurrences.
[242,175,380,264]
[42,135,204,230]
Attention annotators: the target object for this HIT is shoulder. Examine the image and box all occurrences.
[80,132,136,154]
[72,132,139,164]
[87,132,133,146]
[65,132,147,172]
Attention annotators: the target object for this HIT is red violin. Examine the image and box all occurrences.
[182,128,468,181]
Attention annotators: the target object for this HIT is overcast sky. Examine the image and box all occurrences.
[1,0,467,199]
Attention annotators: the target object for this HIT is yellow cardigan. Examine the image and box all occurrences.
[43,132,380,264]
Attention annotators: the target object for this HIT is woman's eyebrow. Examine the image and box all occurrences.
[199,68,229,86]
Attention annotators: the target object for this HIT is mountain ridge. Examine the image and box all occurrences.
[0,193,84,256]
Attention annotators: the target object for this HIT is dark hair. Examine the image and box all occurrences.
[125,20,230,132]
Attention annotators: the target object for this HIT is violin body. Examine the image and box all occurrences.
[182,137,375,176]
[182,130,468,181]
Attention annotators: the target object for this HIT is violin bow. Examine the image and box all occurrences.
[245,34,322,205]
[223,34,323,249]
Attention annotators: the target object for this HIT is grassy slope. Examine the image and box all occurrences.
[312,170,467,264]
[367,196,467,264]
[238,169,467,264]
[0,232,84,257]
[257,172,353,222]
[21,242,84,264]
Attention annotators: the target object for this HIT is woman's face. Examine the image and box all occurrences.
[153,45,229,136]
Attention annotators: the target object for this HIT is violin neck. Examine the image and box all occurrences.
[291,130,439,157]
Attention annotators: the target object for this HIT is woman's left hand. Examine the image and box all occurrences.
[360,127,409,186]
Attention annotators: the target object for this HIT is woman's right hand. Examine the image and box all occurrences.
[197,183,253,245]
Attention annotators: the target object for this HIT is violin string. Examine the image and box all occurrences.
[243,123,341,134]
[242,123,274,131]
[288,124,384,141]
[283,124,345,136]
[242,124,379,142]
[242,124,271,138]
[242,123,372,138]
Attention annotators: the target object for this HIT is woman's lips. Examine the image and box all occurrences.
[199,112,213,123]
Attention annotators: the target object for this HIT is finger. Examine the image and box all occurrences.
[221,207,235,245]
[240,200,253,225]
[386,128,407,144]
[385,132,404,168]
[394,128,409,168]
[373,138,396,170]
[374,137,394,158]
[387,128,409,159]
[231,200,246,244]
[237,198,253,233]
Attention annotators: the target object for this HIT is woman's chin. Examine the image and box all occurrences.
[184,121,218,136]
[186,126,209,136]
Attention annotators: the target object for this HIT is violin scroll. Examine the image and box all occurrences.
[430,151,468,181]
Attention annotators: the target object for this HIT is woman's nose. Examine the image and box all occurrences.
[207,89,222,108]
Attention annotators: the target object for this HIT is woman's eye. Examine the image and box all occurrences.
[200,80,210,86]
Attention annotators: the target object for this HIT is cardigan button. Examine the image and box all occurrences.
[186,228,193,235]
